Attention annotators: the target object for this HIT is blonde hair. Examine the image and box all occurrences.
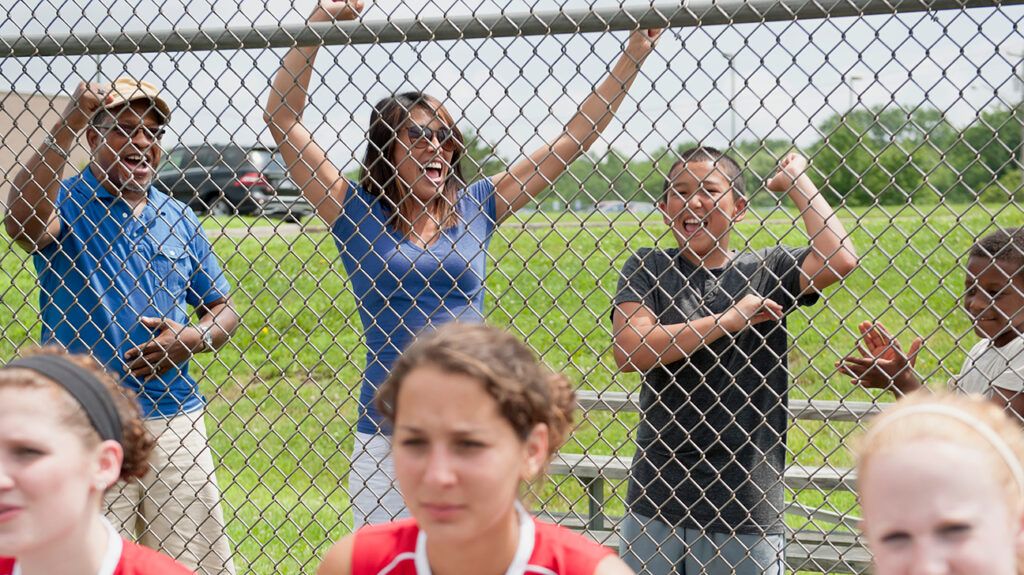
[857,391,1024,572]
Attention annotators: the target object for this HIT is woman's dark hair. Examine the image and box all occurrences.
[359,91,466,238]
[0,347,154,482]
[375,323,577,461]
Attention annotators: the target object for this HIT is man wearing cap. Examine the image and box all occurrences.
[4,78,239,575]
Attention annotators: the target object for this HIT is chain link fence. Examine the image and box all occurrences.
[2,1,1024,573]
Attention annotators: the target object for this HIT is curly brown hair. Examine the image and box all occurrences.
[0,347,154,482]
[375,323,576,461]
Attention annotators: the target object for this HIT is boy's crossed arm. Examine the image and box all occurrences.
[612,294,783,372]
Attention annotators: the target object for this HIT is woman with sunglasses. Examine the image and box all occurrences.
[264,0,660,528]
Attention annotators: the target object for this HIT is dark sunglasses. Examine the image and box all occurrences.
[405,125,456,150]
[93,122,166,142]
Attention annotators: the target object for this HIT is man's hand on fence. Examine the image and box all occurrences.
[61,81,112,133]
[837,321,924,394]
[310,0,364,22]
[719,294,784,333]
[125,317,203,379]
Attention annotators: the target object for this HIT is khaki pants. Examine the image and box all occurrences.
[105,409,236,575]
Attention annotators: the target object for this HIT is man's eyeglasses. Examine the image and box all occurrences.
[405,126,456,150]
[93,122,166,142]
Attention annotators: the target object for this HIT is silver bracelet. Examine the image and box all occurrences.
[41,132,69,160]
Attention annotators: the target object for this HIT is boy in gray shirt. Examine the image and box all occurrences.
[612,147,858,574]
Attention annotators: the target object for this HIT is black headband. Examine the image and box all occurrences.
[4,356,124,444]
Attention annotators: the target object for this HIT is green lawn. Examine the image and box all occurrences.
[1,201,1021,572]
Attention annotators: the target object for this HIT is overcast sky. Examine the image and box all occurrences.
[2,1,1022,170]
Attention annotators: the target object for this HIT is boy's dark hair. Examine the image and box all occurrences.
[970,227,1024,276]
[662,146,746,200]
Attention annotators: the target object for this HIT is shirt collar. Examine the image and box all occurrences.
[413,501,534,575]
[12,516,122,575]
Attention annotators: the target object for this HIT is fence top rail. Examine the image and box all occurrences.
[2,0,1018,58]
[576,390,882,422]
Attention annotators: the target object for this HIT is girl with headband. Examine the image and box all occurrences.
[317,323,634,575]
[0,348,193,575]
[856,391,1024,575]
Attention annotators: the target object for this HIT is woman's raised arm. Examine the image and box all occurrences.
[264,0,363,225]
[490,29,661,222]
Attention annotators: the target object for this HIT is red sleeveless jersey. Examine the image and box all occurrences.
[351,516,613,575]
[0,538,194,575]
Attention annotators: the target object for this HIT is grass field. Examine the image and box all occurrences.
[1,201,1021,572]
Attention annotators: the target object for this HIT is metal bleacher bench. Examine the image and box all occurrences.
[544,390,880,574]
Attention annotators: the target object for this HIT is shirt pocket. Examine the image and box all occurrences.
[149,238,191,295]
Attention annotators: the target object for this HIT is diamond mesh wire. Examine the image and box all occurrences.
[1,1,1024,574]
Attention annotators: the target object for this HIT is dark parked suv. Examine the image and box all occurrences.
[155,144,312,221]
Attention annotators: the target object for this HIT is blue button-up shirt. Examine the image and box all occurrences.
[33,168,231,418]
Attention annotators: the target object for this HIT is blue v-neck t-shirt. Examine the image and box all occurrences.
[332,179,497,433]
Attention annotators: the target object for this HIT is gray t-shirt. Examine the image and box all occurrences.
[613,246,819,534]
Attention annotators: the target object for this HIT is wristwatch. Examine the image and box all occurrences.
[41,132,69,160]
[197,326,215,353]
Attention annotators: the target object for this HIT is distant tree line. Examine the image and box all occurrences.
[458,105,1023,209]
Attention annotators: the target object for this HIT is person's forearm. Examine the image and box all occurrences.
[5,119,76,243]
[556,49,650,160]
[790,176,858,280]
[194,300,240,351]
[265,45,321,132]
[262,15,349,225]
[493,40,654,219]
[892,370,924,396]
[615,314,731,371]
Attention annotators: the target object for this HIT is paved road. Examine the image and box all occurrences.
[207,209,980,240]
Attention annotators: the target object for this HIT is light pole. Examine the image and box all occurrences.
[94,54,105,84]
[845,73,864,113]
[1004,49,1024,173]
[1017,60,1023,174]
[718,50,737,145]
